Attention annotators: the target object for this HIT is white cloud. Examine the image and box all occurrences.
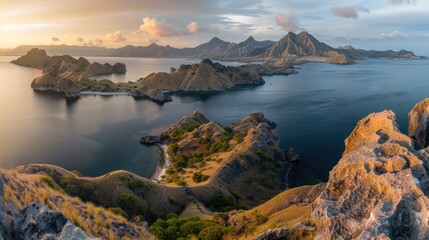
[331,5,359,19]
[275,12,300,32]
[105,31,126,42]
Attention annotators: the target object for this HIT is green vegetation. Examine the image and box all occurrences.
[233,132,245,144]
[127,179,150,191]
[198,136,232,155]
[192,172,209,183]
[149,215,231,240]
[118,193,139,212]
[39,176,58,190]
[255,213,268,225]
[58,176,98,202]
[208,195,242,212]
[71,170,84,177]
[255,150,284,189]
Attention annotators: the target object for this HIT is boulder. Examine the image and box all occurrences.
[140,135,161,145]
[14,203,95,240]
[408,98,429,149]
[285,148,300,162]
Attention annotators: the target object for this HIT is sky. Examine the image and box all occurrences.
[1,0,428,55]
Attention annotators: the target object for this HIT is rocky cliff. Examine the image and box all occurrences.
[231,98,429,239]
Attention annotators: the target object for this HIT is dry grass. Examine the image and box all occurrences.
[1,170,151,240]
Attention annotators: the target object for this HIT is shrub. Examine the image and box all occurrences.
[39,176,57,190]
[71,170,84,177]
[127,179,147,190]
[198,226,224,240]
[149,216,228,240]
[118,193,138,212]
[192,172,209,183]
[233,132,245,143]
[255,213,268,225]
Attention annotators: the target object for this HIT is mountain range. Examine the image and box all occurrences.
[2,32,423,63]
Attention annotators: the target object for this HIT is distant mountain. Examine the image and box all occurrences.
[1,45,112,56]
[3,32,423,63]
[336,46,421,60]
[262,32,333,58]
[108,36,274,58]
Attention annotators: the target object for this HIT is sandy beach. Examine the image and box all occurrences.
[151,144,170,181]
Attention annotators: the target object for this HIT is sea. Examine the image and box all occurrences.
[1,56,428,182]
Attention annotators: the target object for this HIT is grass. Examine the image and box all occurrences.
[2,171,149,240]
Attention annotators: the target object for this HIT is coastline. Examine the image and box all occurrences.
[80,91,130,96]
[151,143,170,181]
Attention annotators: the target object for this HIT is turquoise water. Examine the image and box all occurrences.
[1,56,428,180]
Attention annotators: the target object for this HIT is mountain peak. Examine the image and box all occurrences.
[244,36,256,43]
[208,37,226,44]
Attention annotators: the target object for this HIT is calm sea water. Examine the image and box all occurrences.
[1,56,428,181]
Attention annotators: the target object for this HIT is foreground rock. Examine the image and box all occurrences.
[311,109,429,239]
[0,177,95,240]
[409,98,429,149]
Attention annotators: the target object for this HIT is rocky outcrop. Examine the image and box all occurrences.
[0,176,94,240]
[14,203,95,240]
[326,50,355,64]
[10,48,48,68]
[232,112,276,133]
[311,109,429,239]
[140,135,161,145]
[409,98,429,149]
[142,59,264,92]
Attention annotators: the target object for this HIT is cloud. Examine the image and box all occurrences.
[331,5,359,19]
[275,12,300,32]
[94,38,103,44]
[389,0,417,4]
[366,31,405,40]
[105,31,126,42]
[332,31,406,42]
[73,37,84,43]
[139,17,189,38]
[186,22,217,34]
[51,37,60,42]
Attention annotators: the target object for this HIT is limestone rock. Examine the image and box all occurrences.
[14,203,96,240]
[408,98,429,149]
[311,110,429,240]
[343,110,412,155]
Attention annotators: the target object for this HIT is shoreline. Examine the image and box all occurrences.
[151,143,170,181]
[80,91,130,96]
